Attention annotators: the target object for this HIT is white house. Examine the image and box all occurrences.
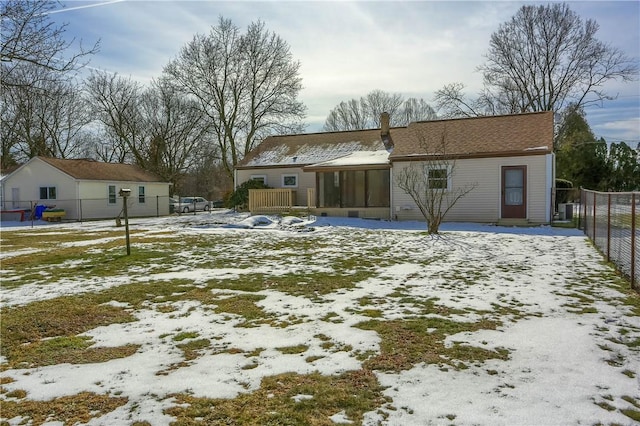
[1,157,171,221]
[235,111,555,225]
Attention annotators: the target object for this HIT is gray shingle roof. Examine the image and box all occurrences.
[237,112,553,169]
[39,157,166,182]
[389,111,553,160]
[235,128,387,169]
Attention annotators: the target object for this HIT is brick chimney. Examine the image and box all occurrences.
[380,112,393,151]
[380,112,390,137]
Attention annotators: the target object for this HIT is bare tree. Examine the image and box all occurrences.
[1,0,99,168]
[398,97,438,124]
[164,17,306,178]
[140,77,216,191]
[1,64,91,167]
[85,71,215,192]
[395,130,477,234]
[434,83,490,118]
[84,71,143,164]
[434,3,638,117]
[1,0,99,89]
[323,99,371,131]
[324,90,436,131]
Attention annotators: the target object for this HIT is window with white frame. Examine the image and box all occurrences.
[281,174,298,188]
[108,185,117,204]
[251,175,267,185]
[39,186,57,200]
[425,166,451,190]
[138,186,145,203]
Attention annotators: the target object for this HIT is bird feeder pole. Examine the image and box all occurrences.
[119,188,131,255]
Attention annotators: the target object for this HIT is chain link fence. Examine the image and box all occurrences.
[580,189,638,290]
[1,195,174,223]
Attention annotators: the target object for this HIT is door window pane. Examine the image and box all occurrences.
[505,188,523,205]
[504,169,523,206]
[505,169,523,187]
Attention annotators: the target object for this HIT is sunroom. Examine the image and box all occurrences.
[304,150,391,219]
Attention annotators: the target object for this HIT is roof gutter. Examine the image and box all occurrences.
[389,149,552,162]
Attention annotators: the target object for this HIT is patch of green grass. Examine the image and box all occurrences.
[595,400,616,411]
[211,294,274,327]
[173,332,200,342]
[177,339,211,361]
[321,312,342,323]
[622,369,636,378]
[1,229,126,250]
[1,246,178,289]
[165,370,388,425]
[276,344,309,355]
[356,317,508,372]
[0,391,128,425]
[271,271,374,300]
[621,408,640,421]
[7,335,139,368]
[388,294,467,318]
[360,309,384,318]
[622,395,640,408]
[1,296,136,369]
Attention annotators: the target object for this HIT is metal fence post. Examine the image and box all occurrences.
[607,193,611,262]
[579,188,584,230]
[632,192,637,289]
[592,191,597,240]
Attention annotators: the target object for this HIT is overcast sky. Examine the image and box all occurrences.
[49,0,640,142]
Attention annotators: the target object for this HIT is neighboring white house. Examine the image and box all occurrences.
[235,111,555,224]
[1,157,171,221]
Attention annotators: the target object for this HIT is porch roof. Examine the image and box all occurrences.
[304,150,390,171]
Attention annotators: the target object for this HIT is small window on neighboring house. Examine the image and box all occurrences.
[282,174,298,188]
[138,186,145,203]
[108,185,116,204]
[426,167,450,190]
[39,186,56,200]
[251,175,267,185]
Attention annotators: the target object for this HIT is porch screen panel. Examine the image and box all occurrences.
[367,170,390,207]
[341,171,365,207]
[318,172,340,207]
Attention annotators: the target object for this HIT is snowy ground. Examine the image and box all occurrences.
[1,211,639,425]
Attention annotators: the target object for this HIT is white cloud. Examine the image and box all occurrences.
[50,0,639,138]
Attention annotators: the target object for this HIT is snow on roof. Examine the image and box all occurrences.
[241,140,386,168]
[306,150,390,168]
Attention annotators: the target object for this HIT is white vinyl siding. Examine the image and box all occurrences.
[392,155,552,223]
[1,157,170,220]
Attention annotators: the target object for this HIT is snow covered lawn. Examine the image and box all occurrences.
[1,211,639,425]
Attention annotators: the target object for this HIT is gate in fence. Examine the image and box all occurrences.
[580,189,638,290]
